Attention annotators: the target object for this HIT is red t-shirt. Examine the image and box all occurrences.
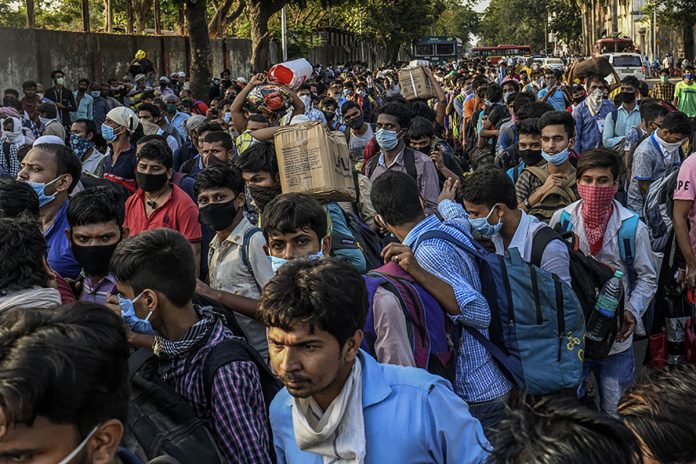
[124,184,202,242]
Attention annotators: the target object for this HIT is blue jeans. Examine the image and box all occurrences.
[467,394,508,441]
[578,347,635,417]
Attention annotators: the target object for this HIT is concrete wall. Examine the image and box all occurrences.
[0,27,281,96]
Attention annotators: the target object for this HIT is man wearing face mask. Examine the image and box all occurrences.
[674,65,696,117]
[568,84,586,113]
[102,106,140,192]
[407,116,463,186]
[193,164,274,359]
[516,111,578,223]
[366,103,440,215]
[92,82,118,133]
[319,97,347,133]
[66,187,126,305]
[70,78,94,123]
[45,69,77,129]
[0,117,24,177]
[163,95,190,141]
[17,143,82,279]
[538,69,570,112]
[123,140,202,274]
[650,68,676,102]
[603,76,641,152]
[504,117,547,182]
[343,101,374,170]
[296,84,327,124]
[137,103,179,154]
[460,169,571,284]
[573,75,615,154]
[627,111,692,215]
[37,102,66,140]
[70,118,107,175]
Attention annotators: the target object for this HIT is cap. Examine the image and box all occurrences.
[33,135,65,147]
[184,115,206,132]
[236,77,248,84]
[134,74,146,82]
[159,76,170,84]
[106,107,140,133]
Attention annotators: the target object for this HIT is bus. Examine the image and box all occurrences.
[411,36,464,65]
[593,37,636,56]
[470,45,532,65]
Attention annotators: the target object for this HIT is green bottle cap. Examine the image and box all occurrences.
[614,270,624,278]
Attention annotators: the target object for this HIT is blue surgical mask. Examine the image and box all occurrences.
[467,205,503,237]
[268,250,323,273]
[101,123,117,142]
[541,148,569,166]
[25,176,62,208]
[118,292,156,334]
[90,90,101,98]
[224,112,231,123]
[375,128,400,151]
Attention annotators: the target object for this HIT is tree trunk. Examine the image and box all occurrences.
[385,42,400,65]
[247,0,286,72]
[186,0,212,102]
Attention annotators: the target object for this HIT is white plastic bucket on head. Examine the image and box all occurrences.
[268,58,313,90]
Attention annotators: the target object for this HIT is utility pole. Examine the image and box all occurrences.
[544,21,548,55]
[652,1,657,60]
[281,7,288,61]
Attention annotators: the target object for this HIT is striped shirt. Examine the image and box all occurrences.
[158,316,272,463]
[405,209,512,403]
[79,273,117,305]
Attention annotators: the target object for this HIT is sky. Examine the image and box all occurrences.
[473,0,491,13]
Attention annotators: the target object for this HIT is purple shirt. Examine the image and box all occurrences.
[79,273,117,305]
[158,318,272,463]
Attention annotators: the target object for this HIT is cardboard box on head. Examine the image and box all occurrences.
[274,122,356,202]
[398,65,436,100]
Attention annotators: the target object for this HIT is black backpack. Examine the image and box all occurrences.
[126,310,282,462]
[366,147,417,181]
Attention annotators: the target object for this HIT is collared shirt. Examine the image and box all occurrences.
[538,87,567,111]
[81,147,107,176]
[372,287,415,367]
[71,91,93,122]
[627,134,682,215]
[270,350,490,464]
[674,154,696,254]
[573,99,615,154]
[79,273,117,305]
[44,200,81,280]
[93,96,114,132]
[675,81,696,117]
[603,104,641,149]
[124,184,202,241]
[550,201,657,353]
[649,81,676,101]
[404,206,512,403]
[369,147,441,216]
[208,217,273,358]
[103,145,137,181]
[515,163,577,205]
[165,111,190,141]
[159,315,272,463]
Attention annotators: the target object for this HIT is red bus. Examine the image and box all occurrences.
[471,45,532,65]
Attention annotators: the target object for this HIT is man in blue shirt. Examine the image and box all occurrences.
[573,75,615,154]
[261,258,490,463]
[603,76,642,151]
[538,69,569,112]
[371,170,512,437]
[16,142,82,279]
[163,95,190,141]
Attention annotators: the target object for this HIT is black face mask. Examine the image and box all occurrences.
[518,149,543,166]
[322,111,335,121]
[247,184,282,213]
[573,96,585,104]
[2,96,17,107]
[71,242,119,277]
[620,91,636,104]
[198,200,239,231]
[136,171,169,192]
[409,144,431,156]
[346,116,364,129]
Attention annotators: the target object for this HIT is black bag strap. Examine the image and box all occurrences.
[128,347,157,381]
[2,142,11,171]
[352,169,361,214]
[530,226,564,268]
[403,148,418,181]
[366,154,379,178]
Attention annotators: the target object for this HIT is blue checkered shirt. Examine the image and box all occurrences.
[404,207,512,403]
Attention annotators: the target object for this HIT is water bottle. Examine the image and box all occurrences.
[586,270,624,342]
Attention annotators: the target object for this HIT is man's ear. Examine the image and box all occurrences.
[122,227,130,239]
[54,174,72,194]
[321,235,332,255]
[90,419,124,464]
[236,192,246,208]
[342,330,363,363]
[568,136,576,150]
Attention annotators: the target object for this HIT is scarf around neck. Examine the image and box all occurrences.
[153,305,216,359]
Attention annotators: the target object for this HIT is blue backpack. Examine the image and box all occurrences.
[414,224,585,396]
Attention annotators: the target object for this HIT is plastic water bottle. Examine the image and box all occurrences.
[586,270,624,342]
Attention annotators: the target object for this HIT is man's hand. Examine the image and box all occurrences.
[196,279,219,301]
[438,177,460,204]
[430,145,446,171]
[617,311,636,342]
[105,293,122,316]
[541,173,566,192]
[248,73,266,87]
[382,242,423,277]
[55,102,66,110]
[686,267,696,289]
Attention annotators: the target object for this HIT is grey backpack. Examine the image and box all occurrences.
[643,169,679,252]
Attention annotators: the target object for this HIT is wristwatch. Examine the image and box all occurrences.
[523,198,531,209]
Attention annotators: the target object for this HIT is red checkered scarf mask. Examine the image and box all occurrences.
[578,183,619,256]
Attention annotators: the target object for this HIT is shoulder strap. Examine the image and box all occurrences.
[525,165,549,183]
[530,226,563,268]
[403,148,418,181]
[610,108,619,126]
[241,227,262,277]
[414,229,485,261]
[558,210,573,234]
[128,348,157,381]
[170,171,185,187]
[618,213,639,287]
[366,154,380,178]
[352,170,361,210]
[2,142,11,171]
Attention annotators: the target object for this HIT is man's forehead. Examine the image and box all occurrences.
[72,221,120,235]
[268,322,329,343]
[24,148,55,166]
[268,228,316,241]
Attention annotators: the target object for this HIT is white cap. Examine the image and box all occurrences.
[106,107,140,132]
[236,77,248,84]
[134,74,146,82]
[33,135,65,146]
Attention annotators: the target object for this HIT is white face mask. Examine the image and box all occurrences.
[57,426,98,464]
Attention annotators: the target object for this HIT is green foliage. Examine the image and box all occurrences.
[548,0,581,50]
[478,0,548,51]
[432,0,480,48]
[642,0,696,29]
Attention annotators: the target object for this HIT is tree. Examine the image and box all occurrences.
[548,0,582,53]
[643,0,696,59]
[181,0,212,100]
[208,0,245,38]
[433,0,480,49]
[478,0,548,51]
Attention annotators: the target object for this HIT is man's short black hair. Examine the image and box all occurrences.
[408,116,434,141]
[37,102,57,118]
[538,110,575,138]
[0,216,49,292]
[319,97,337,109]
[259,257,367,346]
[461,167,517,209]
[110,228,196,307]
[194,164,245,197]
[517,101,554,120]
[22,80,37,90]
[234,141,278,176]
[138,103,161,118]
[660,68,671,75]
[67,186,125,228]
[340,101,360,116]
[586,74,606,86]
[201,131,234,151]
[34,143,82,193]
[0,302,130,439]
[78,78,90,86]
[377,102,412,131]
[639,101,669,123]
[247,113,269,125]
[0,178,39,219]
[409,101,437,123]
[261,193,328,242]
[619,364,696,464]
[50,69,65,79]
[621,76,640,89]
[489,397,642,464]
[4,88,19,98]
[516,118,540,137]
[576,148,623,182]
[196,120,225,135]
[136,139,173,170]
[661,111,692,136]
[371,170,423,227]
[486,82,503,103]
[684,65,694,73]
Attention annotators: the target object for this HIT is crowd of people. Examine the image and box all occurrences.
[0,51,696,464]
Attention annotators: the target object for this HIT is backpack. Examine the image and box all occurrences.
[362,262,457,383]
[605,109,627,153]
[524,166,578,223]
[126,335,281,462]
[643,169,679,252]
[413,224,585,396]
[366,147,417,181]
